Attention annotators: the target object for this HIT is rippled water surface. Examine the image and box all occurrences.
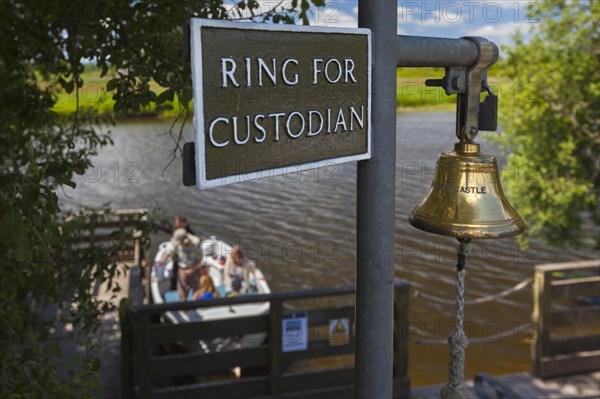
[61,112,598,386]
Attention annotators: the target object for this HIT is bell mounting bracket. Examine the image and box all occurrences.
[425,37,499,142]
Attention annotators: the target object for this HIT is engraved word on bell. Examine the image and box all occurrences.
[409,142,524,239]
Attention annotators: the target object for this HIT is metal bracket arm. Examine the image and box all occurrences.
[396,35,499,142]
[458,37,498,142]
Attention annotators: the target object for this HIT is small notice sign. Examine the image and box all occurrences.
[282,313,308,352]
[329,318,350,346]
[189,19,371,189]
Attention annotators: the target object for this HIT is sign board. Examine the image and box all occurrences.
[282,313,308,352]
[189,19,371,189]
[329,318,350,346]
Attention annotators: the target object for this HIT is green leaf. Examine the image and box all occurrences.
[0,210,25,244]
[106,78,119,92]
[157,89,174,104]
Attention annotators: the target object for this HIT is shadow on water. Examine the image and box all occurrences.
[60,111,599,386]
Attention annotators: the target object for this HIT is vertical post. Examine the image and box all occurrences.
[119,214,125,245]
[532,267,551,378]
[357,1,397,398]
[269,299,283,396]
[120,308,134,399]
[137,314,150,398]
[393,280,410,398]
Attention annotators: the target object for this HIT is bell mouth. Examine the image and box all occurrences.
[409,209,525,239]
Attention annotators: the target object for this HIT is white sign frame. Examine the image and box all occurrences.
[189,19,372,190]
[282,313,308,352]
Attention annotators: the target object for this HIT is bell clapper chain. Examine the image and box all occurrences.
[441,238,472,399]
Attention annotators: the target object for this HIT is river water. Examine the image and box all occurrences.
[60,112,598,386]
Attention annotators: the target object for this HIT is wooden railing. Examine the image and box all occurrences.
[532,259,600,378]
[121,279,410,399]
[73,208,148,264]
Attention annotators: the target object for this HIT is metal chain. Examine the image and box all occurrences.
[441,238,471,399]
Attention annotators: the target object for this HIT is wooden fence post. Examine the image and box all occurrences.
[269,299,283,396]
[121,308,135,399]
[532,267,551,377]
[393,279,410,398]
[137,313,151,398]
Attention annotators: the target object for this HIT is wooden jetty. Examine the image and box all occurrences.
[94,263,143,399]
[532,259,600,379]
[49,209,147,399]
[82,208,409,398]
[65,210,598,398]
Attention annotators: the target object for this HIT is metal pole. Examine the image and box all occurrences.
[356,1,397,398]
[396,35,484,68]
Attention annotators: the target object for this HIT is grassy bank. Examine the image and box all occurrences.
[50,67,186,118]
[50,66,512,117]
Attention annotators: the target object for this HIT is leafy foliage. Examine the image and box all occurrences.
[0,0,323,396]
[95,0,324,116]
[497,0,599,248]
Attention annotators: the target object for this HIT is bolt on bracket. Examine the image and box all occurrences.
[424,37,498,142]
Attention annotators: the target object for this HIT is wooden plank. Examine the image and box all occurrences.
[546,335,600,356]
[150,375,270,399]
[281,367,354,393]
[536,259,600,273]
[551,276,600,299]
[137,285,355,315]
[74,208,146,217]
[279,385,355,398]
[393,376,411,399]
[134,236,142,265]
[120,309,135,399]
[393,279,410,382]
[547,305,600,328]
[149,346,269,378]
[137,314,151,399]
[305,306,355,328]
[128,265,144,306]
[113,208,147,216]
[84,220,140,229]
[537,350,600,379]
[532,268,553,377]
[119,214,126,244]
[72,234,135,244]
[148,315,269,345]
[269,300,283,396]
[282,339,355,364]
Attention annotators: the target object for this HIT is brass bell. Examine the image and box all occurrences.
[409,141,524,239]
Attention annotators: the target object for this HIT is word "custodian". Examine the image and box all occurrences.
[208,106,365,148]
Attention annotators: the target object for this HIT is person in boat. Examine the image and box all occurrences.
[167,228,203,301]
[193,275,220,300]
[175,214,196,236]
[227,277,243,297]
[170,214,197,290]
[223,245,255,294]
